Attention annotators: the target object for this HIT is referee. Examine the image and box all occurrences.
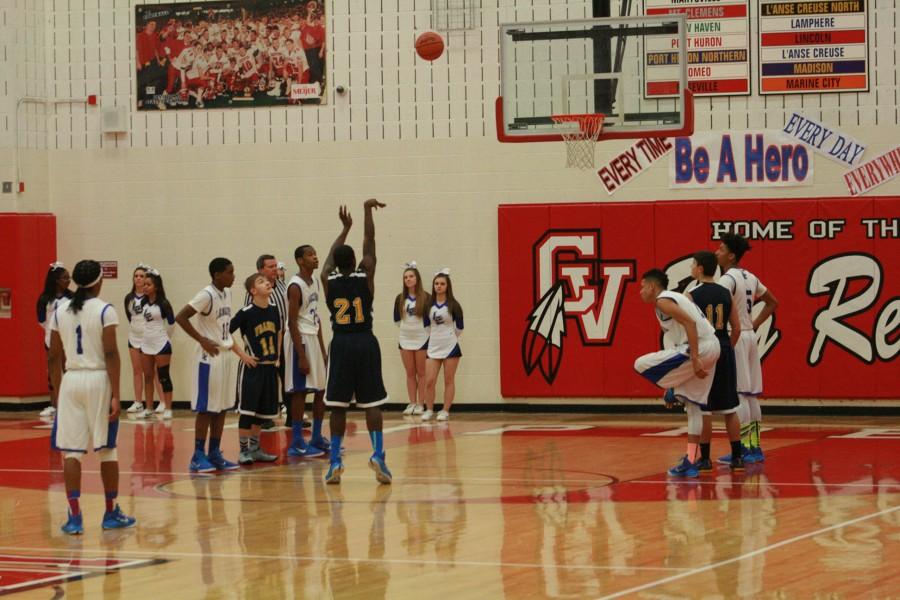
[240,254,289,430]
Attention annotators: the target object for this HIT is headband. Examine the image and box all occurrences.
[77,272,103,288]
[277,261,286,270]
[434,267,451,277]
[145,267,160,276]
[49,261,65,270]
[404,261,418,270]
[136,262,151,270]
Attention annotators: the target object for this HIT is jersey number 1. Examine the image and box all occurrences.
[75,325,84,354]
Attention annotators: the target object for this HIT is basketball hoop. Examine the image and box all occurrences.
[550,114,606,170]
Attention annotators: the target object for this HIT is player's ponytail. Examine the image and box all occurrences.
[69,260,103,314]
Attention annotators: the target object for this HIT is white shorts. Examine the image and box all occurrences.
[734,330,763,396]
[190,346,236,414]
[284,332,327,393]
[634,337,720,406]
[53,370,117,453]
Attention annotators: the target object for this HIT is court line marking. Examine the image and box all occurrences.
[595,502,900,599]
[0,546,687,573]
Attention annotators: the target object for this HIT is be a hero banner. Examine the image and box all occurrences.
[669,130,813,188]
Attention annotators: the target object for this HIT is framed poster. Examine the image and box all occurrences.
[136,0,326,110]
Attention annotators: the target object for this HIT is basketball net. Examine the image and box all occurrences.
[551,114,606,170]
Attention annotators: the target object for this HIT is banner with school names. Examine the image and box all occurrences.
[644,0,751,97]
[759,0,868,94]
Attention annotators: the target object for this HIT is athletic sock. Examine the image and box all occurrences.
[312,418,323,440]
[369,431,384,458]
[249,436,260,452]
[700,443,711,461]
[740,423,752,449]
[208,437,221,454]
[686,442,699,463]
[291,422,303,446]
[105,491,117,513]
[67,491,81,516]
[330,434,343,464]
[239,436,250,453]
[730,440,743,459]
[194,438,205,454]
[753,421,762,449]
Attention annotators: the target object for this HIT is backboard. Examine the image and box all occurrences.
[497,15,694,143]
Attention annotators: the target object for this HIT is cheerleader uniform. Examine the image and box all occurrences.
[425,302,463,359]
[140,301,175,355]
[38,294,73,350]
[394,295,429,351]
[124,293,146,350]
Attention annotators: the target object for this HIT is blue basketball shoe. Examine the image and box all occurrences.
[667,455,699,478]
[102,505,136,530]
[369,453,393,484]
[325,462,345,484]
[61,511,84,535]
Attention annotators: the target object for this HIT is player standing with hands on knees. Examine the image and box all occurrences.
[175,258,240,473]
[321,199,391,485]
[50,260,136,534]
[633,269,720,478]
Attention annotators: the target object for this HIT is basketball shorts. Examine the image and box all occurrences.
[52,370,118,453]
[238,364,280,419]
[325,331,388,408]
[633,337,720,406]
[190,346,237,414]
[703,336,739,414]
[284,332,327,393]
[734,330,763,397]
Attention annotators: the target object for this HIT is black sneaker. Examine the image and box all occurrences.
[730,456,745,471]
[695,458,713,472]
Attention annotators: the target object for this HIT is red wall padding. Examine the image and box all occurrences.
[0,214,57,396]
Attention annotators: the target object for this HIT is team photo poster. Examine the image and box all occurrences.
[135,0,326,111]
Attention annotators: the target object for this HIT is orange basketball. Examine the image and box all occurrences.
[415,31,444,61]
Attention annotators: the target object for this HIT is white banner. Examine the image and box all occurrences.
[782,112,866,167]
[843,145,900,196]
[669,130,813,188]
[597,138,673,195]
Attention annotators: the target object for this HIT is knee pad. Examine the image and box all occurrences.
[98,448,118,462]
[157,365,173,393]
[64,452,83,462]
[686,403,703,436]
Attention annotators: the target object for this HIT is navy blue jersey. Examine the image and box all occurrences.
[690,282,733,341]
[230,303,281,362]
[326,269,373,334]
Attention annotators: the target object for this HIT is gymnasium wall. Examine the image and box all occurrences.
[2,0,899,404]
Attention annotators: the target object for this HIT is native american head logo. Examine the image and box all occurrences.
[522,230,635,384]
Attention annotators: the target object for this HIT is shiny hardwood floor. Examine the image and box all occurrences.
[1,411,899,598]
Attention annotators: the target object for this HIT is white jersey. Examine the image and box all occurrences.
[394,295,429,350]
[655,291,716,348]
[40,296,69,348]
[188,285,234,349]
[426,302,463,359]
[287,274,321,335]
[718,267,768,332]
[125,293,146,347]
[140,302,174,354]
[51,298,118,370]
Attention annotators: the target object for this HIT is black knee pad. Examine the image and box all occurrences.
[157,365,173,393]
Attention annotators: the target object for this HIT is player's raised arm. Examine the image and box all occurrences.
[360,198,386,294]
[321,205,353,294]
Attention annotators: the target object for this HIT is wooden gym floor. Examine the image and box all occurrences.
[1,410,899,598]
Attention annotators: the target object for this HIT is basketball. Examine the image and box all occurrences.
[415,31,444,61]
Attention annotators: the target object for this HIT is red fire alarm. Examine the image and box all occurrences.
[87,95,98,106]
[18,182,25,193]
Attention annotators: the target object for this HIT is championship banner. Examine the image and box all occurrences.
[759,0,868,94]
[670,130,813,188]
[644,0,751,96]
[497,197,900,399]
[135,0,326,111]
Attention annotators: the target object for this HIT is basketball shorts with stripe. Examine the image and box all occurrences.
[190,347,237,414]
[238,364,280,419]
[633,337,720,406]
[703,336,739,414]
[284,332,327,393]
[325,331,388,408]
[52,370,119,453]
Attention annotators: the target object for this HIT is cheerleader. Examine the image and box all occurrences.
[422,269,463,422]
[394,262,429,416]
[139,268,175,419]
[123,265,159,414]
[36,262,73,417]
